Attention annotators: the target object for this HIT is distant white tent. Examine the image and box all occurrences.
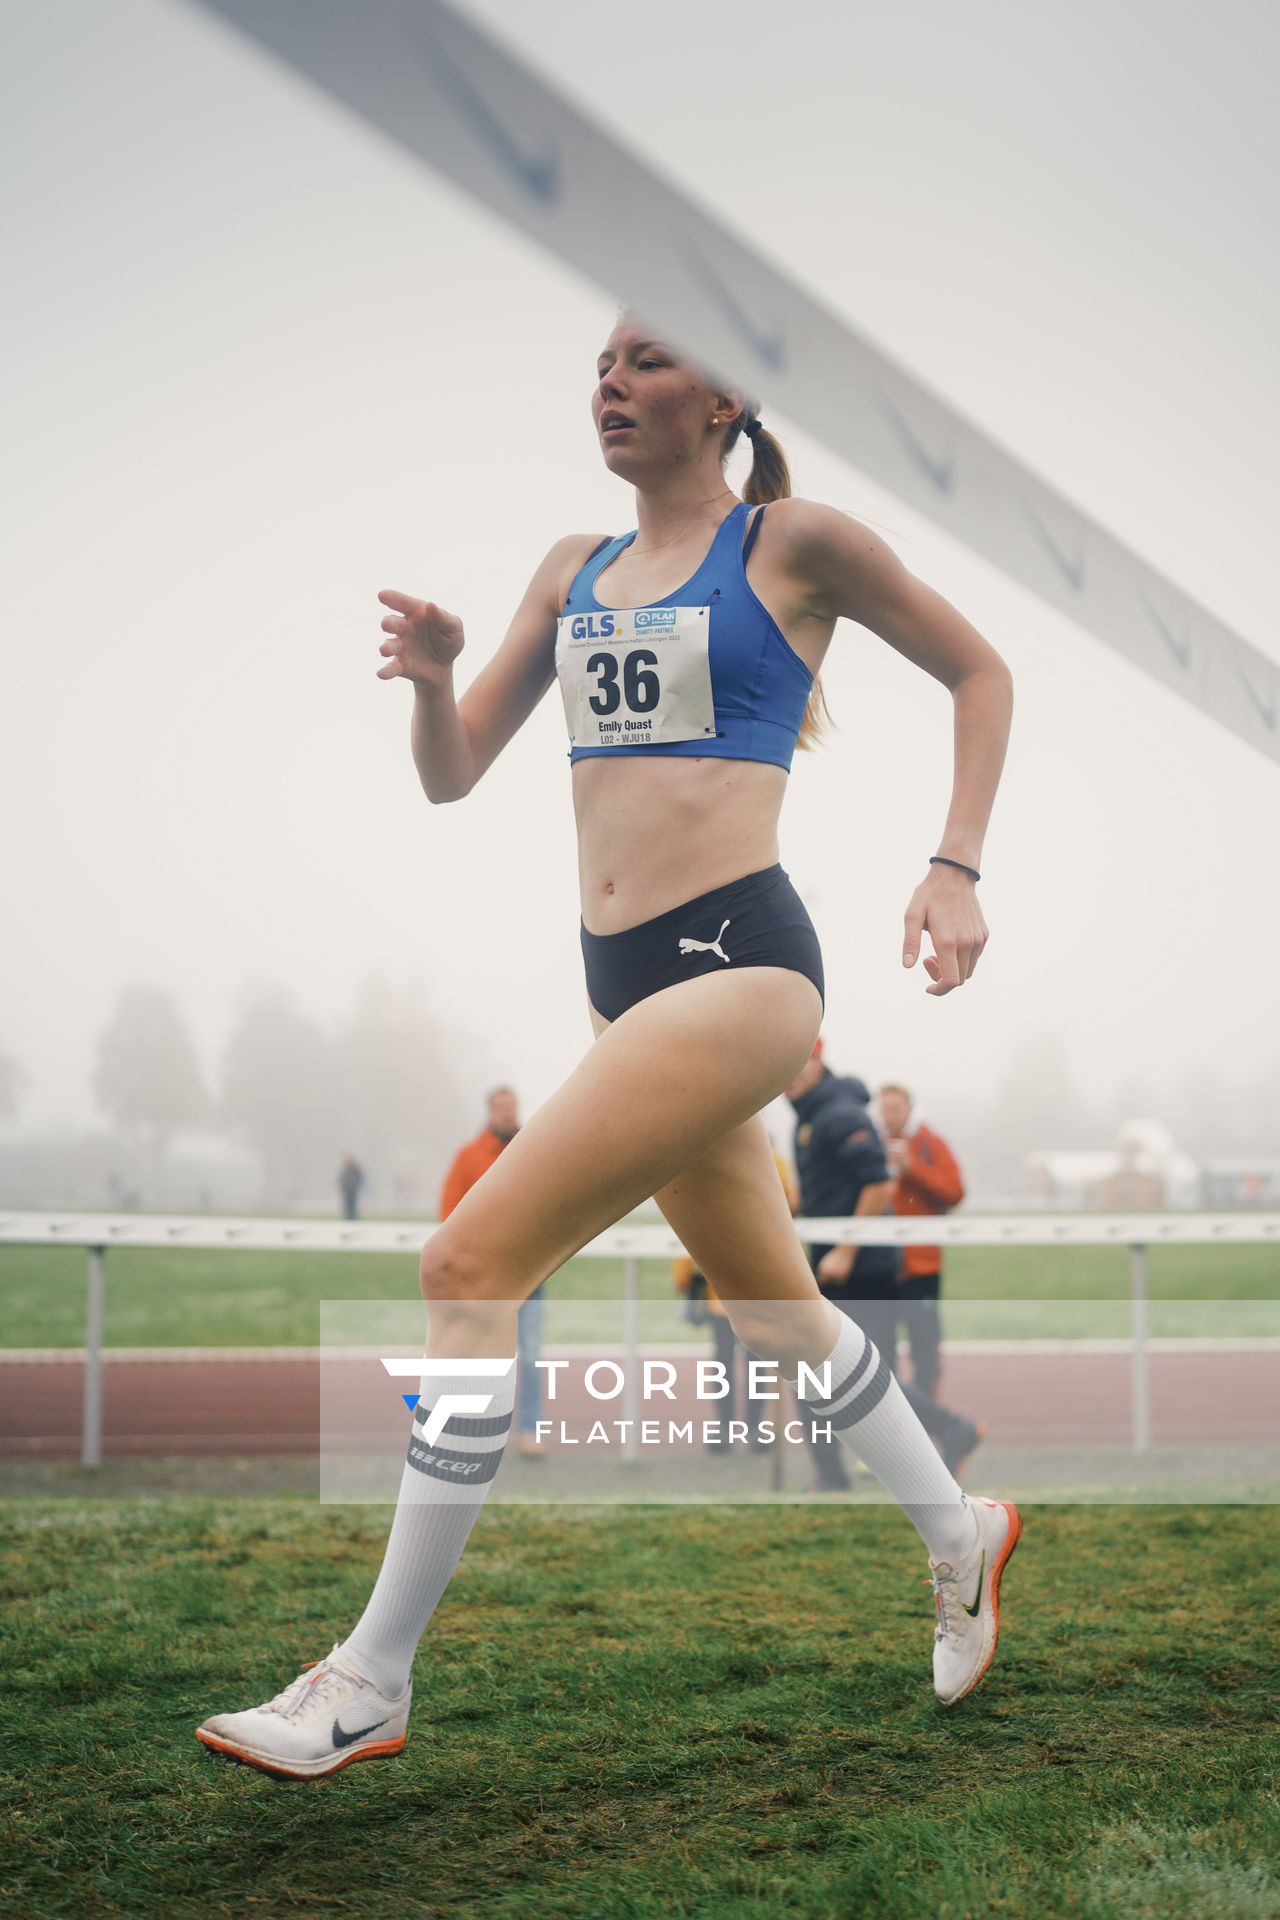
[1024,1118,1199,1207]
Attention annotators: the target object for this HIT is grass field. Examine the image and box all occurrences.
[1,1239,1277,1349]
[2,1498,1277,1919]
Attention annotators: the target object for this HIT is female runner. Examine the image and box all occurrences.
[196,311,1019,1779]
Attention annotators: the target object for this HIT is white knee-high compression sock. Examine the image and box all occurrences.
[790,1312,978,1564]
[339,1362,515,1697]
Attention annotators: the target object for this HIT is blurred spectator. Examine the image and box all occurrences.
[440,1087,516,1216]
[337,1152,366,1221]
[879,1083,964,1399]
[786,1042,982,1488]
[440,1087,547,1457]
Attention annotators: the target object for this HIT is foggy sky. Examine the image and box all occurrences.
[2,0,1278,1160]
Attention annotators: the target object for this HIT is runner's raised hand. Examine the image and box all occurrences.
[376,591,466,688]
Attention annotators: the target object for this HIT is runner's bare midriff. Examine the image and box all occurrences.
[573,753,787,936]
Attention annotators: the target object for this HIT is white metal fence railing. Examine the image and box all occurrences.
[2,1210,1277,1468]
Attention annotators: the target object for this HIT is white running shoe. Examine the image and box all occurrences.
[196,1644,411,1779]
[928,1496,1022,1707]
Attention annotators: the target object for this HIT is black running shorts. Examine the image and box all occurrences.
[581,863,825,1023]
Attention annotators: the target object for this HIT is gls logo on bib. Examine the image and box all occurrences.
[556,605,716,748]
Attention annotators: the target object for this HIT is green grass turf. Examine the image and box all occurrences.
[0,1239,1277,1350]
[1,1500,1277,1919]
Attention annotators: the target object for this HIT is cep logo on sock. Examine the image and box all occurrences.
[380,1357,516,1444]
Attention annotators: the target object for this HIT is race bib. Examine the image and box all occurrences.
[555,605,716,748]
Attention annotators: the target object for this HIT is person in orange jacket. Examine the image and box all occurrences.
[440,1087,546,1457]
[879,1082,964,1400]
[439,1086,518,1219]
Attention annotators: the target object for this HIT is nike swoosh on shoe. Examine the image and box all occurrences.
[962,1547,986,1617]
[332,1716,390,1750]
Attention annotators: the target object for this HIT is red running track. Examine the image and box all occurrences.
[0,1349,1276,1457]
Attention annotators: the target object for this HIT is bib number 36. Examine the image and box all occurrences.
[555,603,715,746]
[587,648,660,716]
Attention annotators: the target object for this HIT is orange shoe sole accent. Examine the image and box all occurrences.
[946,1499,1022,1706]
[195,1727,406,1780]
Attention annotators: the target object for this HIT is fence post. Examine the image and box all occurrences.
[1129,1242,1150,1455]
[82,1246,105,1469]
[622,1255,640,1464]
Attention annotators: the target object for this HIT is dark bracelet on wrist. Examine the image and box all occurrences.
[929,855,981,882]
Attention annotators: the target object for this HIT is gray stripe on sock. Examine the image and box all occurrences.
[809,1337,875,1413]
[413,1402,513,1440]
[825,1349,893,1429]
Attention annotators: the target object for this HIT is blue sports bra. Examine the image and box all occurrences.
[554,500,814,771]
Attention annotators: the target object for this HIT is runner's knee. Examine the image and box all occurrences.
[418,1231,486,1303]
[722,1295,836,1371]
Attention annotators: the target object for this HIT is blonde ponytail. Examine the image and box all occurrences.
[724,409,831,751]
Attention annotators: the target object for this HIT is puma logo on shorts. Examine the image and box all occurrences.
[580,865,824,1022]
[678,918,732,964]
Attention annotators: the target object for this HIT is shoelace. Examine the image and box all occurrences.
[265,1648,364,1722]
[923,1565,960,1641]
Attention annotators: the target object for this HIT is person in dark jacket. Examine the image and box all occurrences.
[785,1041,981,1488]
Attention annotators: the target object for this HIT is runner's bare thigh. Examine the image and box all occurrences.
[422,968,822,1300]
